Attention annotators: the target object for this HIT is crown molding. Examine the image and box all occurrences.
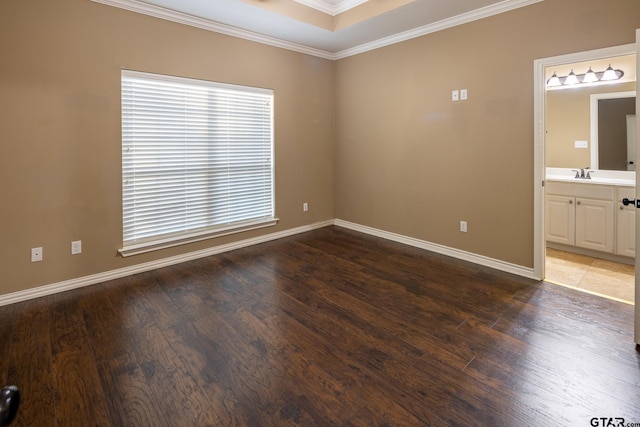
[90,0,336,60]
[335,0,543,59]
[293,0,370,16]
[91,0,543,61]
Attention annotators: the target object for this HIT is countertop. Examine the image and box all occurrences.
[546,168,635,187]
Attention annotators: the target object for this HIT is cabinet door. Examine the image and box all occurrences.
[575,198,614,253]
[616,204,636,257]
[545,195,575,245]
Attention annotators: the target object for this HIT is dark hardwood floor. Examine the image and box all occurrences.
[1,226,639,426]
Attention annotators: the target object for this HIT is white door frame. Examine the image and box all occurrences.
[634,29,639,346]
[533,43,637,281]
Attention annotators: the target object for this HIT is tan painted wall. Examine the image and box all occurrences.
[334,0,640,267]
[546,82,636,169]
[0,0,335,295]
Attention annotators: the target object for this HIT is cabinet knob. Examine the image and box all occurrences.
[569,200,573,204]
[620,205,624,210]
[576,201,581,205]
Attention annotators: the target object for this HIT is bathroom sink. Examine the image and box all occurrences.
[546,174,635,186]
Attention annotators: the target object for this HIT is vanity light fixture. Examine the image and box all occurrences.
[547,72,561,87]
[546,65,624,87]
[582,67,598,83]
[564,69,579,85]
[601,64,619,81]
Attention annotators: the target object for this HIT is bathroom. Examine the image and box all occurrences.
[544,52,636,304]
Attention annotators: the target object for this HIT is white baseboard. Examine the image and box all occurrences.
[334,219,537,280]
[1,218,536,307]
[0,220,334,307]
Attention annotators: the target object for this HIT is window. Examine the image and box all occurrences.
[120,70,276,256]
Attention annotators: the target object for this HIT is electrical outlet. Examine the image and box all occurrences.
[31,247,43,262]
[460,221,468,233]
[71,240,82,255]
[451,90,459,101]
[460,89,468,100]
[303,202,309,212]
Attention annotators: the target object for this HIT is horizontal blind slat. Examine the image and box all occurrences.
[122,71,274,245]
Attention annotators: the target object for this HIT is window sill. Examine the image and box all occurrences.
[119,218,279,257]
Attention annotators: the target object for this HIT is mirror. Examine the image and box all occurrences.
[590,92,636,170]
[545,54,636,171]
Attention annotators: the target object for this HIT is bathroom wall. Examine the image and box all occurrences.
[546,81,636,169]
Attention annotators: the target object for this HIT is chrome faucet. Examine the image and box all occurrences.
[572,167,593,179]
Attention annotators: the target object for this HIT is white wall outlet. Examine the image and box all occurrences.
[303,202,309,212]
[574,140,588,149]
[31,247,43,262]
[460,89,468,100]
[452,90,459,101]
[460,221,468,233]
[71,240,82,255]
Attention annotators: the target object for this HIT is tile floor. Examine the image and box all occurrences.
[545,248,635,304]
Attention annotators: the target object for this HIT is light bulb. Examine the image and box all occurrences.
[601,65,618,81]
[547,72,561,87]
[564,69,578,85]
[583,67,598,83]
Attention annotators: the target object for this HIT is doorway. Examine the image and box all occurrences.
[533,45,637,304]
[545,248,634,303]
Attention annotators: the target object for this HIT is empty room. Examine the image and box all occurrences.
[1,0,640,425]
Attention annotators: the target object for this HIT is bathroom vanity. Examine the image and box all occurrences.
[545,168,636,259]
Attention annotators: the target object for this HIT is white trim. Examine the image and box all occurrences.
[334,219,537,279]
[533,43,637,282]
[119,218,280,257]
[334,0,543,59]
[0,220,334,307]
[635,28,639,346]
[91,0,542,60]
[0,218,541,307]
[294,0,369,16]
[534,55,546,281]
[90,0,336,60]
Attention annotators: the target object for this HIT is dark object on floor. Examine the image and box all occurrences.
[0,386,19,426]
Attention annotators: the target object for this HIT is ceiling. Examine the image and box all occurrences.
[92,0,543,59]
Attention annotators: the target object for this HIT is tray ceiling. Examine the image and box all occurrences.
[92,0,543,59]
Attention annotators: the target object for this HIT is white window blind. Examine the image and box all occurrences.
[120,70,275,255]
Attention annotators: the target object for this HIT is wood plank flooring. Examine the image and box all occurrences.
[1,226,640,426]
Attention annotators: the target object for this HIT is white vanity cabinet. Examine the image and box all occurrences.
[545,182,615,254]
[616,187,636,257]
[545,195,575,246]
[575,197,614,252]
